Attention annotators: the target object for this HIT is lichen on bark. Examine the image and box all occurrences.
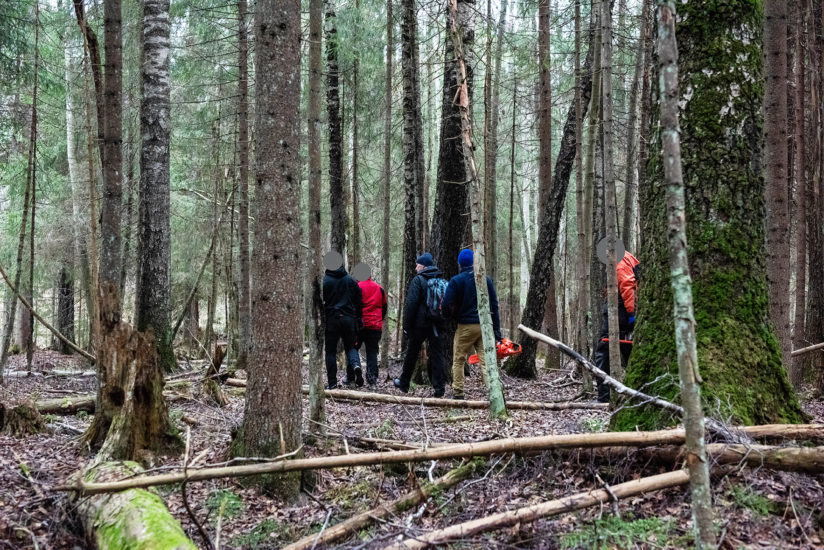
[612,0,802,431]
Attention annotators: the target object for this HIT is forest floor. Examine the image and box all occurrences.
[1,349,823,549]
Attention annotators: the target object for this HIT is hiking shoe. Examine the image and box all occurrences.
[367,383,378,392]
[433,389,445,398]
[341,376,354,387]
[325,383,338,390]
[393,378,409,393]
[451,393,464,400]
[354,366,364,387]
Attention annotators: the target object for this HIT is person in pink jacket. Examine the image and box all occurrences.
[353,263,387,389]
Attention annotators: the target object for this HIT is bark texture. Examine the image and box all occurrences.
[135,0,175,372]
[380,0,394,373]
[655,3,715,545]
[326,0,345,257]
[237,0,251,372]
[56,266,75,354]
[430,0,476,280]
[763,0,791,370]
[791,0,807,384]
[507,9,596,378]
[233,0,304,499]
[614,0,803,430]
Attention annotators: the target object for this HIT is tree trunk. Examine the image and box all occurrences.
[508,79,518,339]
[56,266,75,355]
[764,0,791,370]
[25,2,40,374]
[430,0,476,281]
[135,0,175,373]
[402,0,424,287]
[232,0,303,500]
[586,5,603,358]
[506,7,596,378]
[72,0,106,166]
[636,0,653,253]
[308,0,326,433]
[204,121,221,355]
[119,117,135,310]
[326,0,345,257]
[655,3,716,545]
[351,5,361,264]
[614,0,803,430]
[380,0,394,374]
[236,0,251,372]
[792,0,808,384]
[100,0,123,321]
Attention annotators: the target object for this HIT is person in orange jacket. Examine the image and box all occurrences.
[594,250,639,402]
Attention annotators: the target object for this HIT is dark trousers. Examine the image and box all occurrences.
[357,328,382,384]
[398,326,446,394]
[325,313,361,386]
[593,312,633,402]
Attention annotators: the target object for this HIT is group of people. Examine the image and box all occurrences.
[322,243,639,404]
[322,248,502,400]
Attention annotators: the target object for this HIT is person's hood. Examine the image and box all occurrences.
[418,265,442,279]
[325,266,347,278]
[459,265,474,274]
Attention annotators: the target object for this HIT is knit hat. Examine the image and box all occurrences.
[416,252,434,267]
[458,249,474,268]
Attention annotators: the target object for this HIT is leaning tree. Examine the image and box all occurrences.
[613,0,802,430]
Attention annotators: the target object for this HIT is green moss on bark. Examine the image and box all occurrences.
[612,0,802,430]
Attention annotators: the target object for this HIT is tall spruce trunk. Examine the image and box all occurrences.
[586,5,603,358]
[447,0,507,418]
[792,0,808,384]
[56,266,75,354]
[326,0,346,257]
[655,3,716,545]
[100,0,123,319]
[380,0,394,374]
[506,6,596,378]
[508,80,518,339]
[351,4,361,264]
[613,0,803,430]
[25,2,40,374]
[431,0,476,281]
[236,0,251,372]
[600,0,622,386]
[764,0,791,370]
[401,0,423,286]
[135,0,175,372]
[537,0,560,371]
[233,0,303,500]
[307,0,326,433]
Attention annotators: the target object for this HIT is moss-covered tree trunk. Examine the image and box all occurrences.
[613,0,802,430]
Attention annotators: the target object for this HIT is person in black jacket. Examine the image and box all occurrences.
[322,251,364,388]
[393,252,447,397]
[441,248,502,399]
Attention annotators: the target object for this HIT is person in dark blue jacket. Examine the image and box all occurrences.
[441,249,502,399]
[322,251,364,388]
[393,253,447,397]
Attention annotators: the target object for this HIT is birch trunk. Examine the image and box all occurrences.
[656,3,715,545]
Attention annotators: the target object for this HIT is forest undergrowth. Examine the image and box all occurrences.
[1,349,823,549]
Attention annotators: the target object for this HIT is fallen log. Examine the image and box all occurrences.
[56,429,689,495]
[692,444,824,474]
[74,461,196,550]
[383,469,692,549]
[283,460,481,550]
[791,341,824,357]
[35,395,96,415]
[223,379,608,411]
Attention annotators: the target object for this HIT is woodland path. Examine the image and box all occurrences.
[1,349,823,549]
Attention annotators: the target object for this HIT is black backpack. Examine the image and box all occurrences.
[423,277,448,322]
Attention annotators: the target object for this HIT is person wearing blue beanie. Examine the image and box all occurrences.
[416,252,434,267]
[457,249,473,268]
[441,248,502,399]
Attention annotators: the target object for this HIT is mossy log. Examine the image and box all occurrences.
[283,460,481,550]
[35,395,97,415]
[0,402,47,436]
[74,461,196,550]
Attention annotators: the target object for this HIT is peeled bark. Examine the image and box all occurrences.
[75,461,196,550]
[232,0,303,500]
[507,9,596,378]
[615,0,803,430]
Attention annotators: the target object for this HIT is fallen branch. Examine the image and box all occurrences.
[223,380,609,412]
[283,460,481,550]
[383,469,691,549]
[791,341,824,357]
[55,429,689,495]
[518,324,726,433]
[0,260,95,362]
